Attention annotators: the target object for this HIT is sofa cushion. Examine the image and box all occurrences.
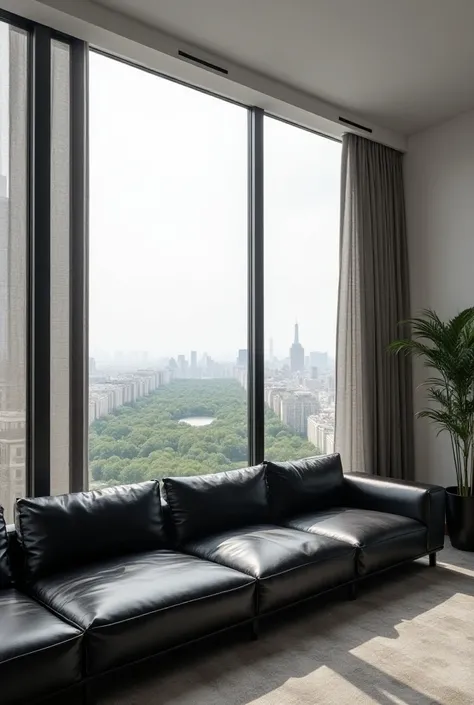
[184,524,356,614]
[0,506,12,589]
[16,481,166,580]
[283,507,428,575]
[163,465,269,544]
[30,550,255,676]
[0,588,82,705]
[265,454,344,519]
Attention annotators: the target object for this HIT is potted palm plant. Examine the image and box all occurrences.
[390,307,474,551]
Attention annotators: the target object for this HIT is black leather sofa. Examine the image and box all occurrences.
[0,507,83,704]
[0,454,445,704]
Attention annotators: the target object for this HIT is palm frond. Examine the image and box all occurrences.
[391,306,474,494]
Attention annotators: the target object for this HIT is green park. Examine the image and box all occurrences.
[89,378,318,487]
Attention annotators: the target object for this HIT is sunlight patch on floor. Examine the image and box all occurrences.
[379,690,409,704]
[350,592,474,705]
[437,559,474,578]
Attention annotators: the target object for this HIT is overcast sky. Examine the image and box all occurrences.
[89,52,341,363]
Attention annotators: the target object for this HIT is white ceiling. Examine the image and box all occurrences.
[91,0,474,135]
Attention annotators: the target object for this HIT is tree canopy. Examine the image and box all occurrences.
[89,378,319,487]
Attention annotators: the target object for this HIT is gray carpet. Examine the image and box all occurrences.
[101,544,474,705]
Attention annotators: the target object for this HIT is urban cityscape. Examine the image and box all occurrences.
[1,297,335,518]
[90,323,335,450]
[88,322,335,489]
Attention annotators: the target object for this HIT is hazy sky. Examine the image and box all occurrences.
[89,52,341,362]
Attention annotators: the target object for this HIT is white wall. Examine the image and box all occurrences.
[405,108,474,486]
[0,0,406,152]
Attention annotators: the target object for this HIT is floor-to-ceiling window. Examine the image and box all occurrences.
[0,20,28,521]
[0,7,342,509]
[264,117,341,461]
[88,53,248,487]
[0,11,86,511]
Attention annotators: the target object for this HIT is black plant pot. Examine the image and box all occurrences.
[446,486,474,551]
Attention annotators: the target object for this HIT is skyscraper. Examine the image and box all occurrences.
[177,354,187,378]
[237,349,247,368]
[280,391,318,434]
[190,350,197,377]
[290,322,305,373]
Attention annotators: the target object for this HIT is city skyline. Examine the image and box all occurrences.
[90,321,334,369]
[89,319,336,488]
[89,316,336,476]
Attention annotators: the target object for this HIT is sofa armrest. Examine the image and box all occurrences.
[343,473,446,552]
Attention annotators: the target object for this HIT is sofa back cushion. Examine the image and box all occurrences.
[0,506,12,589]
[265,454,344,519]
[163,465,269,544]
[16,481,166,580]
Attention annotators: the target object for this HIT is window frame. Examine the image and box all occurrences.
[0,8,88,502]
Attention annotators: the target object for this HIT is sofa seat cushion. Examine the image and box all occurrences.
[0,589,82,705]
[283,508,428,575]
[184,525,356,614]
[30,549,255,676]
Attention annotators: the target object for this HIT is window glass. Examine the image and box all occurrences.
[89,53,248,487]
[50,39,71,495]
[0,22,28,521]
[264,118,341,462]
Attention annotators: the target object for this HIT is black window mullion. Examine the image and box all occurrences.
[69,39,89,493]
[0,8,34,32]
[28,24,51,497]
[247,107,265,466]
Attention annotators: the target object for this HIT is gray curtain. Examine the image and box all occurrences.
[335,133,414,479]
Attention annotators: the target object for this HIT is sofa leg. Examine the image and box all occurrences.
[429,552,437,567]
[251,618,259,640]
[347,583,358,601]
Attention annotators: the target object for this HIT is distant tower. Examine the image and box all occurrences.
[237,349,247,368]
[177,354,186,378]
[168,357,178,370]
[290,322,305,373]
[269,337,274,362]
